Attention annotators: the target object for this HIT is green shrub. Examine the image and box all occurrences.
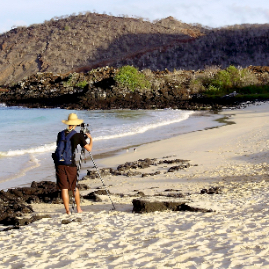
[203,65,258,96]
[76,80,88,89]
[211,65,254,90]
[204,85,222,96]
[115,66,150,91]
[212,69,233,90]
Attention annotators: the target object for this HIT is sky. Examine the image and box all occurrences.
[1,0,269,34]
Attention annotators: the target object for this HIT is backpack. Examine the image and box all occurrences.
[53,130,76,165]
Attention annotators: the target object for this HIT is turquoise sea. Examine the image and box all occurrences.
[0,104,225,190]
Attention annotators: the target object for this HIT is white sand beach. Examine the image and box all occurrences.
[2,103,269,268]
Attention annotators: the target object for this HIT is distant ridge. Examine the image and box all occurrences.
[0,12,269,86]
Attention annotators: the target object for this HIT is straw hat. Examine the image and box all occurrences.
[62,113,83,125]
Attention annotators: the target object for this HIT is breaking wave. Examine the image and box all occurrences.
[0,143,56,157]
[0,110,193,157]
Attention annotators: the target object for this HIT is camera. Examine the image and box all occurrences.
[80,123,90,139]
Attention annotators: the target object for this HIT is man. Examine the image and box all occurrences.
[54,113,93,215]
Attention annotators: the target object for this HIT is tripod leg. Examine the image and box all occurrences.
[89,152,116,210]
[71,149,84,214]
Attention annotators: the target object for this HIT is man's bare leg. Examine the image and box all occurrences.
[74,188,83,213]
[61,189,70,214]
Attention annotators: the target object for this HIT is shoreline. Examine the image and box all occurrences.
[97,107,241,171]
[87,101,269,197]
[86,111,228,162]
[0,108,223,191]
[2,102,269,268]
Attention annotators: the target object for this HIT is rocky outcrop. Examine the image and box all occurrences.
[201,187,221,194]
[1,214,52,230]
[0,67,196,110]
[0,181,59,228]
[0,181,88,229]
[85,158,191,179]
[0,181,61,205]
[132,184,221,213]
[0,157,194,228]
[1,66,265,110]
[132,197,214,213]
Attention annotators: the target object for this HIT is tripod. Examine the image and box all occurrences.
[71,148,116,213]
[71,148,85,214]
[89,151,116,210]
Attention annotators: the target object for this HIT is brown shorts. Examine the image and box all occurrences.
[56,165,77,191]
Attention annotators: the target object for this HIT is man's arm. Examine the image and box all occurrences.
[84,133,93,152]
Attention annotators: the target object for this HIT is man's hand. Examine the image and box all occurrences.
[84,133,93,152]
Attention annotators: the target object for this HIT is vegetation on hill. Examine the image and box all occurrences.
[0,12,269,87]
[112,65,269,100]
[0,13,203,85]
[115,66,151,91]
[1,65,269,110]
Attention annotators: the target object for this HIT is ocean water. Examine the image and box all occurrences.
[0,104,224,190]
